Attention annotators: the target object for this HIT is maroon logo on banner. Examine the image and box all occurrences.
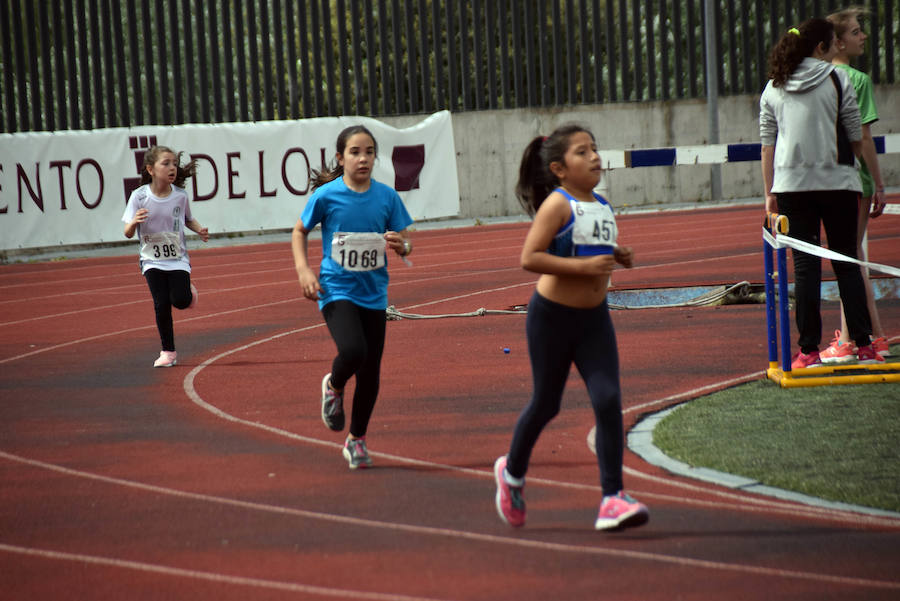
[123,135,158,202]
[391,145,425,191]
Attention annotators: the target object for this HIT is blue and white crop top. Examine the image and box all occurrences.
[546,187,618,257]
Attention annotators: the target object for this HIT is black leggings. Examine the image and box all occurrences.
[322,300,387,438]
[144,268,192,352]
[777,190,872,352]
[507,292,624,496]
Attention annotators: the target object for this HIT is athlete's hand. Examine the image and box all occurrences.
[870,189,886,218]
[297,267,321,301]
[579,254,616,276]
[614,246,634,268]
[383,231,409,256]
[132,208,149,225]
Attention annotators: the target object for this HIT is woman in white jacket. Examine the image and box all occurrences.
[759,17,882,369]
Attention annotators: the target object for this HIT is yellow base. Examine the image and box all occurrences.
[767,360,900,388]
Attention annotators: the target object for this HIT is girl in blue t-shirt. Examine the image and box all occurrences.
[493,124,648,531]
[291,125,413,469]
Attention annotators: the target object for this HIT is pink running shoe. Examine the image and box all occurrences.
[188,283,198,309]
[819,330,855,364]
[857,345,885,365]
[493,456,525,527]
[790,350,821,370]
[153,350,177,368]
[595,491,649,531]
[871,337,892,357]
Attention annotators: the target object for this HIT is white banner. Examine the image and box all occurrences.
[0,111,459,251]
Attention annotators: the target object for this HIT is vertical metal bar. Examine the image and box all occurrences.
[78,0,94,128]
[126,0,141,124]
[299,2,313,118]
[391,0,404,113]
[88,0,105,127]
[247,1,261,121]
[883,0,894,83]
[764,230,778,366]
[537,0,549,105]
[260,0,274,120]
[486,0,499,110]
[24,1,41,129]
[233,1,248,121]
[52,1,68,129]
[704,0,722,200]
[566,0,577,104]
[378,0,392,114]
[498,0,510,108]
[591,0,603,103]
[285,0,299,118]
[445,0,458,111]
[524,1,536,106]
[209,0,224,122]
[404,0,419,112]
[194,0,209,123]
[777,244,792,371]
[168,0,183,124]
[432,0,445,110]
[868,0,880,84]
[630,0,641,99]
[350,0,365,114]
[659,0,670,100]
[38,2,54,130]
[645,0,656,100]
[578,0,591,103]
[64,0,80,127]
[673,0,683,98]
[310,1,325,116]
[768,0,779,55]
[740,0,752,93]
[418,0,431,112]
[365,0,378,113]
[155,0,169,124]
[605,0,616,102]
[617,0,629,99]
[1,0,16,132]
[473,0,484,110]
[458,0,471,110]
[511,0,523,107]
[551,0,562,105]
[337,0,352,115]
[687,0,697,97]
[111,0,129,126]
[726,0,737,94]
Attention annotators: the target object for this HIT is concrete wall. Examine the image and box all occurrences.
[387,86,900,219]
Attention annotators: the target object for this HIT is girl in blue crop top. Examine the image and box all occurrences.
[493,124,648,531]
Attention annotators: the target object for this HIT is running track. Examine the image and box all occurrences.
[1,203,899,600]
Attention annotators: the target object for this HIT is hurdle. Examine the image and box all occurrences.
[762,213,900,388]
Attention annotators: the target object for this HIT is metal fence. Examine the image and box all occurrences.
[1,0,897,133]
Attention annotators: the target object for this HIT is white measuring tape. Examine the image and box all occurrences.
[762,227,900,277]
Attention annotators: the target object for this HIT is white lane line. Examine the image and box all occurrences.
[0,542,455,601]
[1,451,897,591]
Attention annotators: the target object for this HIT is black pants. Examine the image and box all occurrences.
[322,300,387,438]
[507,292,624,496]
[777,191,872,352]
[144,268,192,352]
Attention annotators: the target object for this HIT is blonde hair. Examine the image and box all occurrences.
[827,5,869,38]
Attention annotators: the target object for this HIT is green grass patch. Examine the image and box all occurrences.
[653,366,900,512]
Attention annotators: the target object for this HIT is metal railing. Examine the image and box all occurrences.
[1,0,896,133]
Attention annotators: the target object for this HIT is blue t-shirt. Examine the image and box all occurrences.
[301,177,414,310]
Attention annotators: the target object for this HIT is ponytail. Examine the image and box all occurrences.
[768,18,835,87]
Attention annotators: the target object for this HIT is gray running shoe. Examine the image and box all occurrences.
[321,373,345,431]
[342,436,373,469]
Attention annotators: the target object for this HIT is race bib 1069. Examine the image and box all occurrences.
[331,232,386,272]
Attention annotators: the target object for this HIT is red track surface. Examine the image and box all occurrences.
[2,203,899,600]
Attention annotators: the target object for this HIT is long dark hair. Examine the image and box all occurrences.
[310,125,379,190]
[514,123,595,216]
[140,145,197,188]
[767,18,835,87]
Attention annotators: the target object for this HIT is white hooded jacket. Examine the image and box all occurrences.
[759,56,862,193]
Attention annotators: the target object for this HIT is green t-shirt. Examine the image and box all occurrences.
[835,64,878,197]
